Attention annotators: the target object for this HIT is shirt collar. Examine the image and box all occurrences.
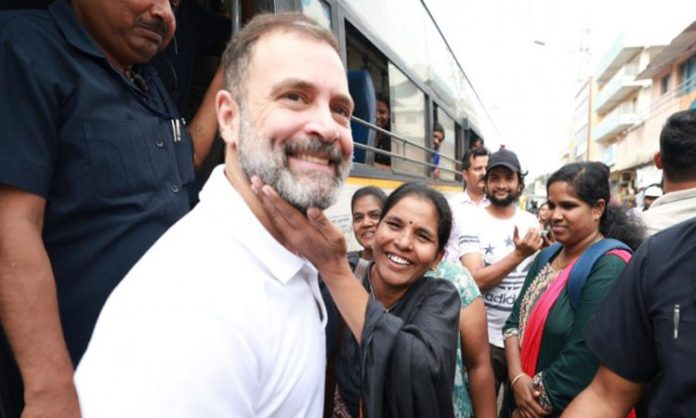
[199,166,315,285]
[49,0,106,60]
[464,190,490,207]
[650,187,696,210]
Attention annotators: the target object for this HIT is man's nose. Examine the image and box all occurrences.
[305,105,341,144]
[150,0,176,31]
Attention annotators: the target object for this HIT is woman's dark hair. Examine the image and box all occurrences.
[547,162,644,250]
[380,182,452,253]
[350,186,387,214]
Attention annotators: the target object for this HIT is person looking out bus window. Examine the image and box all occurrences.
[0,0,217,416]
[373,95,392,168]
[432,122,445,180]
[258,181,461,418]
[74,13,354,416]
[501,162,643,418]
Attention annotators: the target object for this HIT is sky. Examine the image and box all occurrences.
[425,0,696,181]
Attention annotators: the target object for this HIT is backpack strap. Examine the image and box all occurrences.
[567,238,632,309]
[535,242,563,272]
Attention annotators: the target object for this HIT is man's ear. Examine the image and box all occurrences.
[216,89,240,147]
[654,151,663,169]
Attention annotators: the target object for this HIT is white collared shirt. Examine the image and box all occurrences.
[640,187,696,237]
[76,166,327,418]
[443,190,490,262]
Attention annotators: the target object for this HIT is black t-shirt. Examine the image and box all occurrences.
[585,218,696,417]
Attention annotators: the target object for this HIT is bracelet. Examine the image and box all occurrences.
[511,373,526,388]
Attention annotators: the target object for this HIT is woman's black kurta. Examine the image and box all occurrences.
[335,272,461,418]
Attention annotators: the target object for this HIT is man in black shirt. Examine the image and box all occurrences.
[564,218,696,418]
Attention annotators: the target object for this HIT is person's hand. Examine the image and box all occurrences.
[22,383,80,418]
[513,226,543,258]
[251,176,348,276]
[511,374,547,418]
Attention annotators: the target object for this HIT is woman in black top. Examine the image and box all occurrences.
[256,181,461,418]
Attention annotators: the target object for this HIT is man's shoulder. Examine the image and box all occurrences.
[0,7,73,74]
[448,192,472,207]
[453,204,488,230]
[640,189,696,235]
[0,8,55,43]
[648,217,696,253]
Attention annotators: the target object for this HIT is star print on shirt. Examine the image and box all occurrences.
[504,236,514,247]
[484,244,495,255]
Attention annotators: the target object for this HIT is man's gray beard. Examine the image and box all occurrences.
[237,107,352,211]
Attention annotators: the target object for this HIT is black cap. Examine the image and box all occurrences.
[487,148,521,172]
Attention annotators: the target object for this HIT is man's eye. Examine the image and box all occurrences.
[284,92,303,102]
[332,105,350,117]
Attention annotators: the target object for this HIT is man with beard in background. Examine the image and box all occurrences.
[456,148,543,397]
[75,13,354,417]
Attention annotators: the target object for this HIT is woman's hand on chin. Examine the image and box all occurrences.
[251,176,350,278]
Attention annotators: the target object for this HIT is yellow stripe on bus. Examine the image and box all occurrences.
[345,176,462,193]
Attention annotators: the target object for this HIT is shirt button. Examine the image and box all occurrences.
[155,139,165,148]
[171,185,180,193]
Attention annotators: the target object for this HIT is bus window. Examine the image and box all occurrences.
[345,22,390,166]
[389,63,427,177]
[300,0,332,30]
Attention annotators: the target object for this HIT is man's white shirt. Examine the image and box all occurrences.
[75,166,327,418]
[455,206,538,347]
[639,187,696,236]
[444,190,489,262]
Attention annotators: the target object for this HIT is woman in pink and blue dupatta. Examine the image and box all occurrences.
[501,162,644,418]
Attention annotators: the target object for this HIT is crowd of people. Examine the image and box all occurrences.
[1,2,696,418]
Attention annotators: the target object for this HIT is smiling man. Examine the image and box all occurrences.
[456,148,542,396]
[74,13,353,417]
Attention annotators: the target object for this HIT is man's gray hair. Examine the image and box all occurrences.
[221,13,339,104]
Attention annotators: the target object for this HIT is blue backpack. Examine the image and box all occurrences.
[534,238,632,310]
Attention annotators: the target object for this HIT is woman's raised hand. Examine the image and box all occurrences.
[251,176,348,276]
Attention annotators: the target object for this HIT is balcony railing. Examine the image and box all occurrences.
[593,106,641,143]
[595,64,648,115]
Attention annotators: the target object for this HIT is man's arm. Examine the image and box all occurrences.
[459,298,497,418]
[188,66,224,170]
[461,226,542,292]
[0,185,79,417]
[562,366,644,418]
[461,251,527,292]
